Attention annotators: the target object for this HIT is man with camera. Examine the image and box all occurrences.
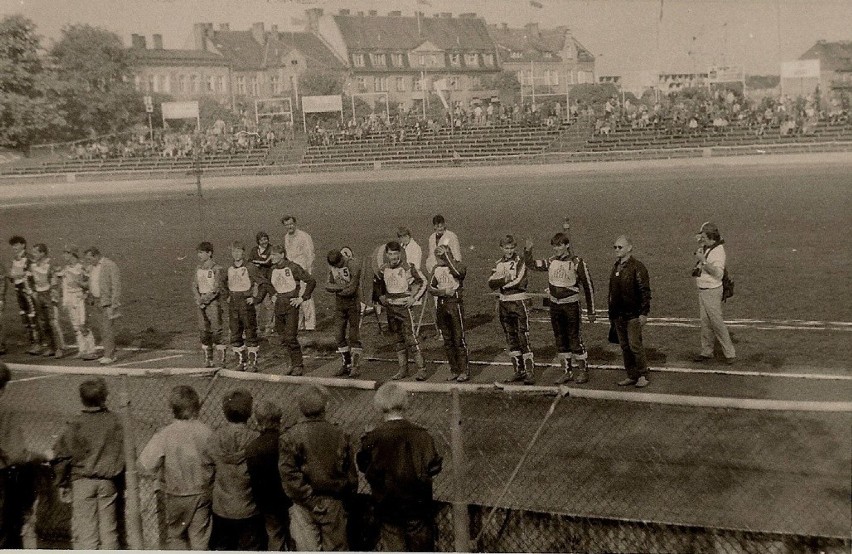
[692,222,736,365]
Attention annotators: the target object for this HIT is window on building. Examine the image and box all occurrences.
[414,77,422,91]
[543,52,553,59]
[353,53,365,67]
[428,54,438,66]
[465,53,478,66]
[250,76,260,97]
[448,77,461,91]
[356,77,367,93]
[544,70,559,86]
[450,53,461,66]
[391,53,404,67]
[147,76,155,92]
[483,53,495,66]
[271,75,281,95]
[215,76,223,92]
[418,53,426,66]
[206,76,215,92]
[375,77,388,92]
[510,51,523,59]
[396,76,406,92]
[178,75,187,93]
[371,53,386,67]
[470,76,481,90]
[236,76,246,95]
[190,74,200,93]
[162,75,171,93]
[133,75,141,91]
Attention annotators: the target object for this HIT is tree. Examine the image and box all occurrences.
[298,70,344,97]
[51,24,142,138]
[0,15,65,150]
[485,70,521,104]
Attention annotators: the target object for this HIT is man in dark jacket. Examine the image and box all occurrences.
[608,236,652,388]
[357,382,443,552]
[246,399,291,551]
[279,384,357,551]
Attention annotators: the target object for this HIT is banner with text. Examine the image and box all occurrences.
[161,101,200,120]
[780,60,821,79]
[301,95,343,113]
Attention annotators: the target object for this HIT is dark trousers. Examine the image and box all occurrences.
[228,294,258,348]
[0,469,23,549]
[377,517,436,552]
[549,301,586,356]
[385,305,419,353]
[498,300,531,354]
[613,315,648,379]
[436,298,468,375]
[274,296,302,368]
[210,513,266,551]
[335,298,361,350]
[32,291,56,349]
[14,284,38,343]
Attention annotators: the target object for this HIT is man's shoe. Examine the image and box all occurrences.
[692,355,713,363]
[522,372,535,385]
[81,353,99,361]
[390,369,408,381]
[504,372,526,384]
[554,371,574,385]
[347,368,360,379]
[290,366,304,376]
[27,345,43,355]
[725,357,736,366]
[414,368,428,381]
[54,348,66,359]
[634,376,650,388]
[447,373,460,381]
[42,349,55,358]
[456,372,469,383]
[98,357,115,365]
[333,365,351,377]
[617,378,638,386]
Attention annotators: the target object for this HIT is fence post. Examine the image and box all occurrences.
[450,387,470,552]
[120,374,145,550]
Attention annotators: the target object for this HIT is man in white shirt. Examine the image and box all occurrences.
[424,215,461,274]
[692,222,736,364]
[396,227,422,272]
[282,215,316,331]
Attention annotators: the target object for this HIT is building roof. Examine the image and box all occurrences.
[130,47,229,66]
[209,29,343,72]
[799,40,852,72]
[488,25,595,64]
[333,14,495,52]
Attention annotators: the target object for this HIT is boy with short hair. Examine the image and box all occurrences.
[207,389,264,551]
[29,243,65,357]
[326,249,363,378]
[488,235,535,384]
[7,236,40,354]
[193,242,227,368]
[59,246,97,360]
[269,245,316,376]
[374,241,428,381]
[138,386,214,550]
[226,242,262,371]
[52,378,125,550]
[524,232,596,384]
[428,246,469,382]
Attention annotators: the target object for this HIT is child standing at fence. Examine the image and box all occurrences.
[193,242,227,368]
[52,377,125,550]
[207,389,264,551]
[138,385,214,550]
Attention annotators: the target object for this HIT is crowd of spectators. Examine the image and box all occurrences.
[589,88,849,137]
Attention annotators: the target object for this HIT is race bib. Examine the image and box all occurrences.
[271,267,298,294]
[228,266,252,292]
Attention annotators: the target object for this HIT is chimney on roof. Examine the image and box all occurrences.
[307,8,323,31]
[459,12,476,18]
[525,22,540,36]
[339,8,350,15]
[131,34,146,49]
[152,34,163,49]
[193,23,212,51]
[388,10,401,16]
[251,22,265,44]
[368,10,377,16]
[220,23,229,31]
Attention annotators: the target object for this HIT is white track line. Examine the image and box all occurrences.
[8,374,64,385]
[114,354,185,367]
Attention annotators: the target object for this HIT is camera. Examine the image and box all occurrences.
[691,265,702,278]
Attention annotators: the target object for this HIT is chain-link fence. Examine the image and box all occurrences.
[2,367,849,552]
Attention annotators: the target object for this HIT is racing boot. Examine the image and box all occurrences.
[246,347,259,372]
[574,357,589,384]
[554,353,574,385]
[391,350,409,380]
[202,345,215,368]
[334,348,352,377]
[413,350,428,381]
[349,348,363,378]
[234,346,247,371]
[504,352,526,383]
[456,346,470,382]
[445,347,459,381]
[215,345,227,368]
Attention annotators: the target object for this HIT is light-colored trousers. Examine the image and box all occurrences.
[72,477,119,550]
[698,286,736,359]
[63,297,96,356]
[289,500,347,551]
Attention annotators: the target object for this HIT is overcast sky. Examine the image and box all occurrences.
[3,0,850,75]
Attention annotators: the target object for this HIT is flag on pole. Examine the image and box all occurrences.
[530,0,543,7]
[659,0,664,21]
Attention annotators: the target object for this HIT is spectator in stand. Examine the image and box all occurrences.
[608,236,652,388]
[692,222,736,365]
[357,382,443,552]
[138,385,214,550]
